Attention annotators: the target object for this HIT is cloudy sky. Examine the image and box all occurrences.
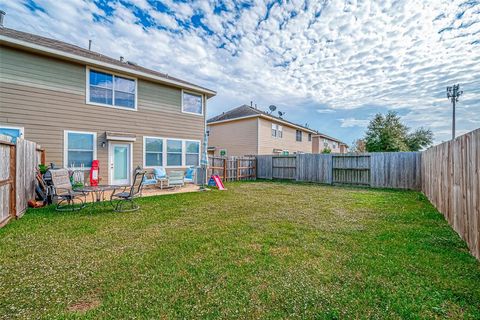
[2,0,479,144]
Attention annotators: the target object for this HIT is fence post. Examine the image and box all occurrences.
[9,144,16,219]
[237,159,240,180]
[223,158,227,180]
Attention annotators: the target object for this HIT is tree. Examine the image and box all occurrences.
[364,111,433,152]
[351,139,366,153]
[321,147,332,154]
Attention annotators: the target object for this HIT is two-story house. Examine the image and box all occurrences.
[207,105,317,157]
[312,133,348,154]
[0,27,216,185]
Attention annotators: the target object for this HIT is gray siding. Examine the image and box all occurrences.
[0,46,206,182]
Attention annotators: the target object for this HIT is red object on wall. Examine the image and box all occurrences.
[90,160,99,186]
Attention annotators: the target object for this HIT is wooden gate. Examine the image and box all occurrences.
[272,156,296,179]
[332,155,371,186]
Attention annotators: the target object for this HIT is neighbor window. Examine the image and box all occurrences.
[145,137,163,167]
[272,124,283,138]
[333,143,337,149]
[88,69,136,109]
[65,131,96,169]
[185,141,200,166]
[296,130,302,142]
[308,133,312,141]
[182,91,203,115]
[167,139,183,166]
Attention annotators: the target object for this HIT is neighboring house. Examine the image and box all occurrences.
[312,133,348,154]
[207,105,317,156]
[0,27,216,185]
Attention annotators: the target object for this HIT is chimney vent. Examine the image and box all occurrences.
[88,39,92,51]
[120,56,124,63]
[0,10,6,28]
[250,101,253,107]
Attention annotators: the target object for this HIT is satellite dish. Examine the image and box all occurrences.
[278,111,285,118]
[269,105,277,113]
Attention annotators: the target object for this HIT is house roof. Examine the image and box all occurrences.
[0,27,216,97]
[208,105,347,145]
[207,105,318,134]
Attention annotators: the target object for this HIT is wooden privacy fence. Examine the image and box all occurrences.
[422,128,479,260]
[208,156,256,181]
[0,138,44,227]
[258,152,422,190]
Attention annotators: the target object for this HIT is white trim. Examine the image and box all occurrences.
[86,67,138,111]
[108,142,133,186]
[0,35,216,97]
[143,136,201,168]
[0,125,24,138]
[63,130,97,170]
[181,89,204,116]
[208,115,259,125]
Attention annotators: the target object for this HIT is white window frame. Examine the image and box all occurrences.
[181,89,204,116]
[278,125,283,138]
[143,136,164,168]
[143,136,201,168]
[271,123,277,138]
[185,140,201,167]
[0,125,24,138]
[86,67,138,111]
[296,130,302,142]
[64,130,97,170]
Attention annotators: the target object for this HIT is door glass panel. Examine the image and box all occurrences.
[114,146,128,180]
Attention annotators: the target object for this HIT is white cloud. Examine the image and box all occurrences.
[339,118,370,128]
[1,0,479,143]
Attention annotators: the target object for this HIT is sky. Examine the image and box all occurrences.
[1,0,479,145]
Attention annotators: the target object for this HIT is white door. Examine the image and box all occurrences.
[109,143,131,185]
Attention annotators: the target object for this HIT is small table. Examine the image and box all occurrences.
[74,185,120,209]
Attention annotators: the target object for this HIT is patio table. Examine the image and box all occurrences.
[74,185,120,210]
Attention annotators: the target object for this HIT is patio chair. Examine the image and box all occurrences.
[184,167,196,184]
[143,167,169,189]
[110,171,146,212]
[50,168,86,211]
[168,170,185,188]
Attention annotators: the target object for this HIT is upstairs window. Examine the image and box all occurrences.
[308,133,312,141]
[296,130,302,142]
[88,69,136,109]
[182,91,203,115]
[272,124,283,138]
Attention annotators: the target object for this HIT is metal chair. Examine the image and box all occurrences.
[49,169,86,211]
[110,171,146,212]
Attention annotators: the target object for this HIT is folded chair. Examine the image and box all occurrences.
[110,171,146,212]
[50,169,86,211]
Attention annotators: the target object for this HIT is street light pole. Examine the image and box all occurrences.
[446,84,463,140]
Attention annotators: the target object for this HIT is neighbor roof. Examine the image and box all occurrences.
[208,105,347,145]
[207,105,318,134]
[0,27,216,97]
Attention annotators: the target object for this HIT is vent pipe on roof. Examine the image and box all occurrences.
[250,101,253,107]
[120,56,124,63]
[255,103,257,109]
[0,10,6,28]
[88,39,92,51]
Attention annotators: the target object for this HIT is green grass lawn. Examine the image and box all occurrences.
[1,181,479,319]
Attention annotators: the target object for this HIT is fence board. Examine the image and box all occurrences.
[15,139,38,218]
[0,143,10,225]
[296,154,332,183]
[256,155,273,179]
[208,156,256,181]
[272,156,296,179]
[422,129,479,260]
[332,155,371,186]
[370,152,422,190]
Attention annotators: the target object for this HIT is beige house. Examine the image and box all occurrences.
[0,27,215,185]
[312,134,348,154]
[207,105,317,157]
